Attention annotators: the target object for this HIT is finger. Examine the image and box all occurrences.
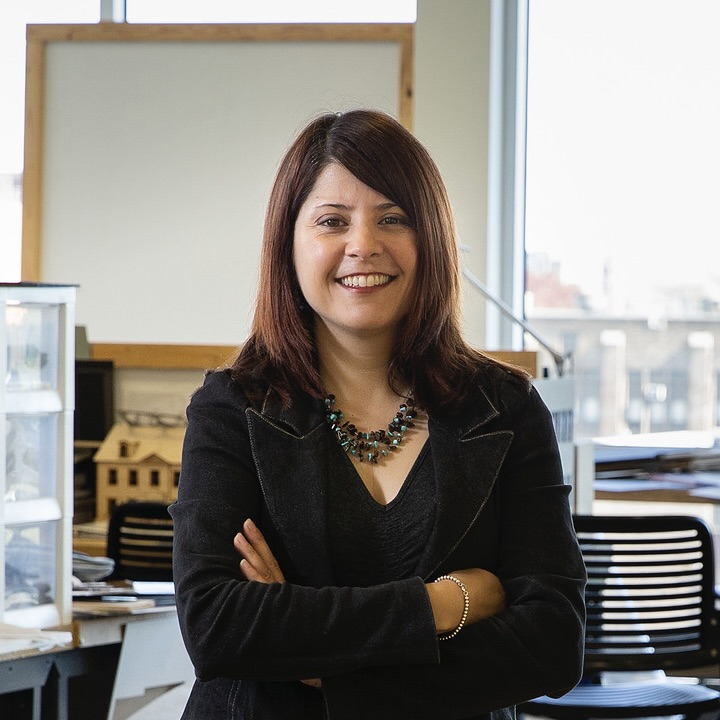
[234,532,274,582]
[233,527,285,584]
[239,557,268,583]
[243,519,285,582]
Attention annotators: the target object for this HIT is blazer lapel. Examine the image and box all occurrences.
[246,390,335,585]
[415,391,514,579]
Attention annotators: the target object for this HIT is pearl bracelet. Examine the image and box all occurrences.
[434,574,470,640]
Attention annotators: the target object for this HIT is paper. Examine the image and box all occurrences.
[0,622,73,653]
[131,581,175,595]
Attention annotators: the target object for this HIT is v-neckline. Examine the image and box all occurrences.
[341,438,431,508]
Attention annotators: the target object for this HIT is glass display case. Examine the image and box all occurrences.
[1,283,75,627]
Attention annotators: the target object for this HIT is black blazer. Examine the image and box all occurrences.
[171,365,586,720]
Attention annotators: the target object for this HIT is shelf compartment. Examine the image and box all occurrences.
[4,519,58,619]
[4,302,61,391]
[5,412,61,502]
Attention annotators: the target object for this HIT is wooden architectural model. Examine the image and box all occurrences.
[93,423,185,520]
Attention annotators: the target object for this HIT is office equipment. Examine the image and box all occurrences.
[73,358,115,522]
[74,359,114,444]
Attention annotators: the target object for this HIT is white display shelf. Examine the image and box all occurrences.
[1,283,75,628]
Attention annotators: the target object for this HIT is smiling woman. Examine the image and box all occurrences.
[169,109,586,720]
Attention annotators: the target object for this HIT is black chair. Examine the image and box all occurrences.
[106,501,174,582]
[521,514,720,719]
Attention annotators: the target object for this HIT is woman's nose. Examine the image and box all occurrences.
[346,222,382,258]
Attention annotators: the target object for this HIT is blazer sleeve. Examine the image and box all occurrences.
[171,371,440,683]
[321,381,587,719]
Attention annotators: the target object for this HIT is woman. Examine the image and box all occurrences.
[171,109,586,719]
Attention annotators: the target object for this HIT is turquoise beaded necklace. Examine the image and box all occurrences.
[324,393,416,463]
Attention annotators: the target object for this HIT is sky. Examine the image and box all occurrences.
[524,0,720,312]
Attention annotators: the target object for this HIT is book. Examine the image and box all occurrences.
[72,598,156,616]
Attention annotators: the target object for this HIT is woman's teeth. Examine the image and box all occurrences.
[340,274,391,288]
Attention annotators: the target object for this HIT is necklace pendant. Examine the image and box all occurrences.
[324,392,416,463]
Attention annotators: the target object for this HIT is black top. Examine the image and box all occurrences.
[328,442,436,587]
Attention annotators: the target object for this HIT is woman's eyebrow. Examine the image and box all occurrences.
[312,202,400,211]
[313,203,351,210]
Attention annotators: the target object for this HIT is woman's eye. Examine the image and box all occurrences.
[380,215,409,226]
[318,217,344,227]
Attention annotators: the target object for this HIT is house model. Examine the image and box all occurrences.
[93,422,185,520]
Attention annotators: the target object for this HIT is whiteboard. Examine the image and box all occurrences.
[23,24,413,350]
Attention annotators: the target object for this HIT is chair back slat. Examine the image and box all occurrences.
[574,514,720,673]
[107,501,174,582]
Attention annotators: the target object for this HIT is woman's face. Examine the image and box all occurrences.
[293,162,417,343]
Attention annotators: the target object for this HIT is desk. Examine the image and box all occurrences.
[0,607,194,720]
[595,472,720,524]
[0,646,57,720]
[79,607,194,719]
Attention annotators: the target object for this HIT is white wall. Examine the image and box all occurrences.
[113,367,206,420]
[414,0,492,348]
[41,35,404,346]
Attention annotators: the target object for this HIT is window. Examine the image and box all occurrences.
[124,0,415,23]
[524,0,720,439]
[0,1,99,282]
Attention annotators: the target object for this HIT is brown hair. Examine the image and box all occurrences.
[232,109,527,412]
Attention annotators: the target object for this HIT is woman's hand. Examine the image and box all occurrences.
[426,568,506,635]
[234,518,285,583]
[234,519,320,688]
